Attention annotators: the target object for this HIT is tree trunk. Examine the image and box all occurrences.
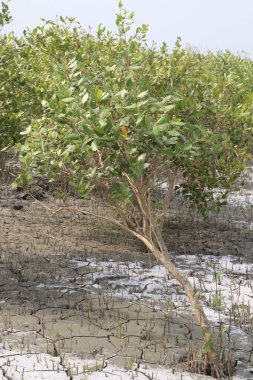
[131,226,212,338]
[55,204,213,348]
[149,242,210,332]
[134,230,221,374]
[51,204,221,375]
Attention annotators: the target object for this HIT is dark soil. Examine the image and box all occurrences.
[0,159,253,379]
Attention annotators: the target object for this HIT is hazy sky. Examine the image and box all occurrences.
[3,0,253,56]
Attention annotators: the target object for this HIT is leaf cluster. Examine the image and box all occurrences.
[0,1,12,29]
[1,5,252,215]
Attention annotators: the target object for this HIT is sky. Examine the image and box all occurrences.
[2,0,253,57]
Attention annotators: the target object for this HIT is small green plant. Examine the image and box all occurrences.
[215,269,225,285]
[211,293,223,311]
[125,354,137,371]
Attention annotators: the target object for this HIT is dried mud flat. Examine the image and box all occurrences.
[0,173,253,379]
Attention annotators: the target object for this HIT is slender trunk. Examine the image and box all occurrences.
[51,200,220,373]
[137,230,221,375]
[149,242,210,332]
[53,203,212,347]
[138,232,210,333]
[144,232,222,374]
[123,174,212,335]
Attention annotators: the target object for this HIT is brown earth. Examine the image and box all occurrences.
[0,162,253,377]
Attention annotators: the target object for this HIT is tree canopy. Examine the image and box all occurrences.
[16,7,252,213]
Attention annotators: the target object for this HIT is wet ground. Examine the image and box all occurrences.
[0,164,253,379]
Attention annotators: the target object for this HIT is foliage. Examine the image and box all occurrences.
[0,0,12,29]
[0,0,19,150]
[0,33,41,150]
[17,6,252,215]
[0,17,86,150]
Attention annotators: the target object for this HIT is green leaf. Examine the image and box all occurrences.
[168,129,181,137]
[164,104,176,112]
[168,137,178,144]
[81,92,89,104]
[91,141,99,151]
[157,116,168,125]
[94,126,105,137]
[62,97,75,103]
[153,123,170,135]
[136,115,147,128]
[137,90,148,99]
[66,133,80,141]
[95,87,103,101]
[137,153,146,161]
[101,92,110,101]
[171,121,185,126]
[184,143,193,151]
[20,125,32,136]
[68,60,77,69]
[41,100,49,108]
[161,95,173,104]
[116,89,128,98]
[124,103,137,110]
[128,41,136,53]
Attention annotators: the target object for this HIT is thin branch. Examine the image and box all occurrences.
[32,200,146,244]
